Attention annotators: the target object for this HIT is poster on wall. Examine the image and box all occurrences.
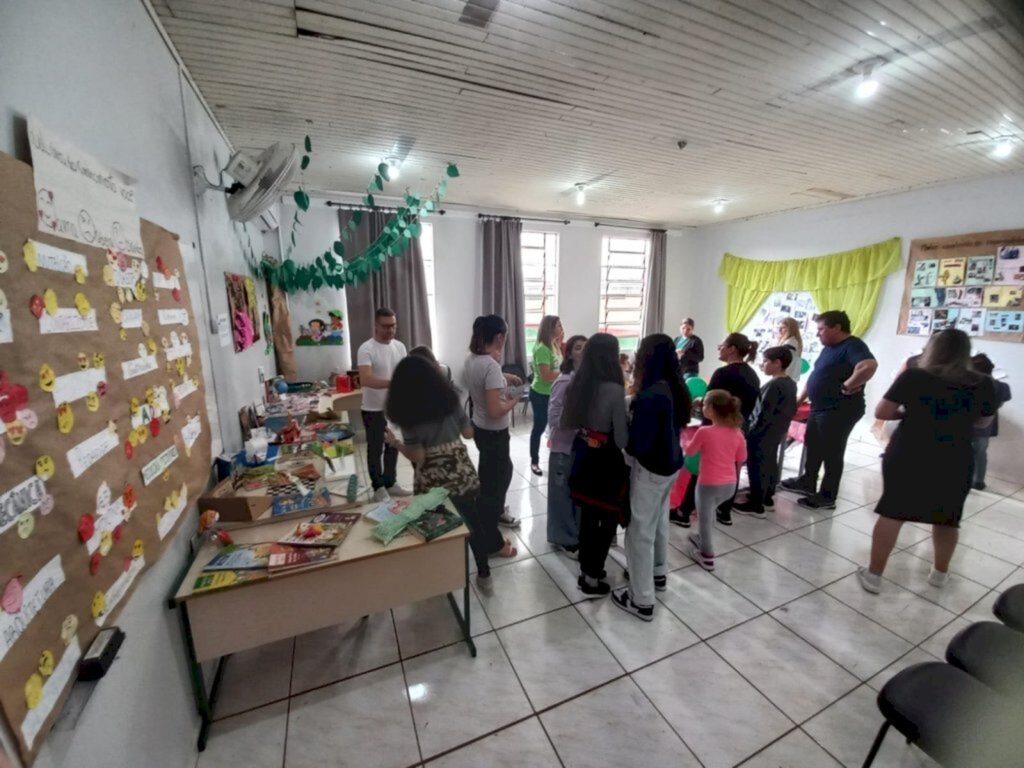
[898,230,1024,343]
[224,272,260,352]
[27,118,143,257]
[740,291,822,369]
[296,309,344,347]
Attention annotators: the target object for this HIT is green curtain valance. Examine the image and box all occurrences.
[718,237,902,337]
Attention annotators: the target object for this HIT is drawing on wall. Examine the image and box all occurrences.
[994,245,1023,286]
[296,309,344,347]
[740,291,822,367]
[225,272,260,352]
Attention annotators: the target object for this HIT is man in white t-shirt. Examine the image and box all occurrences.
[357,307,410,500]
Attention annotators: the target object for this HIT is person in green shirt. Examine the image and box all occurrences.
[529,314,564,475]
[674,318,705,379]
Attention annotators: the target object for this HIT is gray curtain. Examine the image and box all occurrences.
[481,217,527,373]
[340,210,433,353]
[642,229,667,338]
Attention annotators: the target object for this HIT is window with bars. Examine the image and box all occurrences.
[419,222,437,339]
[598,236,650,352]
[521,231,559,346]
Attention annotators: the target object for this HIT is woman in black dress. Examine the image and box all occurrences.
[858,329,995,594]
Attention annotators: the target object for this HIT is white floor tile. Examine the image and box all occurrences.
[403,633,532,759]
[542,677,701,767]
[824,573,958,644]
[669,522,744,556]
[633,643,793,768]
[286,664,420,768]
[425,718,561,768]
[904,537,1018,588]
[865,649,939,692]
[956,523,1024,565]
[575,593,700,671]
[709,615,859,722]
[875,551,991,614]
[472,557,569,628]
[771,592,911,680]
[753,532,859,587]
[918,616,971,659]
[197,701,288,768]
[712,548,816,610]
[469,529,530,573]
[832,507,930,549]
[737,729,843,767]
[657,567,762,639]
[393,590,491,659]
[535,550,626,603]
[498,607,623,710]
[716,514,789,546]
[214,638,293,719]
[515,512,555,556]
[291,611,399,695]
[504,486,548,519]
[970,499,1024,542]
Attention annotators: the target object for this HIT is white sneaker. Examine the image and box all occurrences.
[927,568,950,588]
[372,487,391,503]
[498,507,521,529]
[388,484,412,498]
[857,567,882,594]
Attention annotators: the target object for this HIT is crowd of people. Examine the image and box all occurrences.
[356,305,1011,621]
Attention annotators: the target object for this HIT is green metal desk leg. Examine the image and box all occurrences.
[446,538,476,657]
[178,602,229,750]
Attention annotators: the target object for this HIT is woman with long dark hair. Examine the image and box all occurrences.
[385,356,509,584]
[529,315,564,476]
[562,333,628,597]
[614,334,691,621]
[546,334,587,557]
[464,315,523,539]
[859,329,995,594]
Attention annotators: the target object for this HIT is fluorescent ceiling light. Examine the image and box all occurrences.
[575,184,585,206]
[387,158,401,180]
[713,199,727,214]
[992,141,1014,159]
[856,73,879,99]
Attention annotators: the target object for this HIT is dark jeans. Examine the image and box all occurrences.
[578,504,619,580]
[362,410,397,490]
[528,389,549,465]
[450,491,503,578]
[801,404,864,500]
[747,433,784,508]
[473,426,514,524]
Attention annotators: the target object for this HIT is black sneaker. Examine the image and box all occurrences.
[670,509,691,528]
[780,477,816,496]
[764,495,776,511]
[716,509,733,526]
[612,588,654,621]
[972,482,986,491]
[733,499,767,519]
[577,576,611,598]
[797,494,836,511]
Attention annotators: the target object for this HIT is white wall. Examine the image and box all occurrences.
[0,0,274,765]
[668,174,1024,483]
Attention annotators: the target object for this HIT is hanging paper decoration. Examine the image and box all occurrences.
[224,273,260,352]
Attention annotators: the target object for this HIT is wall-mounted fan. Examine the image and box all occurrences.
[193,143,300,222]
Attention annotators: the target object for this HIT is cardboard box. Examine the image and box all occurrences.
[198,475,271,523]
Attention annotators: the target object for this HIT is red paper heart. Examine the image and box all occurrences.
[123,557,132,572]
[123,483,136,508]
[124,441,133,459]
[29,295,44,319]
[149,418,160,437]
[96,381,108,397]
[112,524,123,543]
[156,256,166,274]
[0,373,29,423]
[77,514,95,543]
[172,287,181,302]
[89,553,101,575]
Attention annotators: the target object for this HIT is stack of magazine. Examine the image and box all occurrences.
[268,510,362,572]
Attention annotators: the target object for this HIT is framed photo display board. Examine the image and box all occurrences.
[0,149,211,765]
[898,229,1024,343]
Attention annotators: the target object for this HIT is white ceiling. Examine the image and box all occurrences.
[155,0,1024,226]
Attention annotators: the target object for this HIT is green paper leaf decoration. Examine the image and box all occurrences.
[404,193,420,208]
[333,241,344,257]
[374,175,384,192]
[425,199,435,211]
[352,209,363,226]
[363,194,375,208]
[293,190,310,211]
[347,220,357,232]
[408,222,422,238]
[389,242,401,256]
[439,179,448,196]
[378,163,391,182]
[304,135,312,152]
[446,163,460,178]
[301,155,310,170]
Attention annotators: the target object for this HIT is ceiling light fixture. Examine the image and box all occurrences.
[992,140,1014,159]
[575,184,586,206]
[856,69,880,99]
[385,157,401,180]
[713,199,727,214]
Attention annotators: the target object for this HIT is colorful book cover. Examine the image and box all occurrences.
[278,515,359,547]
[408,506,464,542]
[310,511,362,525]
[192,569,266,593]
[270,485,332,517]
[202,543,272,571]
[268,543,336,572]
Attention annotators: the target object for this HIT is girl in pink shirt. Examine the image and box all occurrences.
[684,390,747,570]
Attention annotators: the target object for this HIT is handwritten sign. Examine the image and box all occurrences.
[66,427,119,478]
[158,308,189,326]
[23,240,88,277]
[0,556,66,664]
[121,353,158,380]
[158,485,189,540]
[142,445,178,486]
[0,475,47,535]
[172,378,198,407]
[96,556,144,626]
[216,313,232,347]
[181,415,202,451]
[121,308,143,329]
[39,308,98,334]
[165,340,192,362]
[28,118,142,256]
[153,272,180,290]
[0,309,11,344]
[22,637,80,749]
[85,483,136,555]
[51,366,106,407]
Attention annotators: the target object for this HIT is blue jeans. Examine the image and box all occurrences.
[546,451,579,546]
[528,388,549,465]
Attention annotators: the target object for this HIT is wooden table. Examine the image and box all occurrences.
[170,498,473,750]
[327,389,364,435]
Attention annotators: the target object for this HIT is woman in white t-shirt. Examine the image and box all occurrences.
[777,317,803,382]
[464,315,524,544]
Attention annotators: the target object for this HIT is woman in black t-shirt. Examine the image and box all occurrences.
[858,330,995,595]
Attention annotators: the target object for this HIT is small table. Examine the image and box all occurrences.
[169,499,473,750]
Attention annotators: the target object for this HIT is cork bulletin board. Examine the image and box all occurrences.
[898,229,1024,343]
[0,150,212,764]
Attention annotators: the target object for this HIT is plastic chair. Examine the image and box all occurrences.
[685,377,708,400]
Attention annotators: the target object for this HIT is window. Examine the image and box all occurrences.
[420,222,437,340]
[521,231,559,346]
[598,236,649,352]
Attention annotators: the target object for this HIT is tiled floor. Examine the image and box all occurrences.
[196,421,1024,768]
